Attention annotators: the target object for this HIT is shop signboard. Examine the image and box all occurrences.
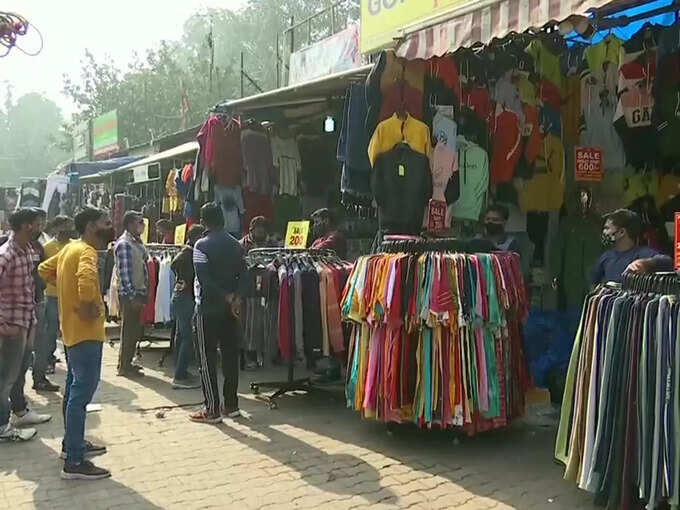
[360,0,473,53]
[675,212,680,270]
[174,224,186,246]
[289,24,361,85]
[427,199,447,232]
[574,147,603,182]
[92,110,119,158]
[73,120,90,161]
[284,221,310,249]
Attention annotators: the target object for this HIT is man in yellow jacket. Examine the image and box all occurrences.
[39,207,114,481]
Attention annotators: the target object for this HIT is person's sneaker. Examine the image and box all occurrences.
[10,409,51,427]
[60,440,107,460]
[33,377,60,392]
[118,366,144,378]
[0,424,37,442]
[172,377,201,390]
[46,364,56,375]
[222,407,242,419]
[61,460,111,481]
[189,409,222,424]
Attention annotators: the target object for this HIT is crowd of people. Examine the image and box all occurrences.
[0,198,668,482]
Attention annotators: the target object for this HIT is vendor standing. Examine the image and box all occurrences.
[309,208,346,259]
[239,216,269,252]
[590,208,673,285]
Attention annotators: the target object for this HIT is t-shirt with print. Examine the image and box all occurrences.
[448,137,489,221]
[490,109,521,184]
[432,111,457,152]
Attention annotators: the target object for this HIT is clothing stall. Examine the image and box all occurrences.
[243,247,353,408]
[555,271,679,509]
[341,237,529,431]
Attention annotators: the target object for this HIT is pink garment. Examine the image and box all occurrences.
[431,143,457,201]
[363,326,384,412]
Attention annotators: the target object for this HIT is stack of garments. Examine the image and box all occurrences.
[341,250,529,432]
[555,275,680,510]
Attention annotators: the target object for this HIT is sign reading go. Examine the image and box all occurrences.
[361,0,469,53]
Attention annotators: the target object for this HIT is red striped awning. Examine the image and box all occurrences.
[396,0,612,60]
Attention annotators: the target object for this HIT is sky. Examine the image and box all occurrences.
[1,0,246,117]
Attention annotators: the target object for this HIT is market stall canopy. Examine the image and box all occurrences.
[80,141,199,182]
[60,156,143,178]
[219,64,373,113]
[395,0,621,60]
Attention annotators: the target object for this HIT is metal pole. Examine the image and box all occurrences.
[307,19,312,46]
[240,51,244,98]
[331,5,336,34]
[288,16,294,85]
[276,32,280,89]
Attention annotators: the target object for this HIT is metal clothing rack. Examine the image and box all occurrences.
[620,271,680,295]
[245,246,343,409]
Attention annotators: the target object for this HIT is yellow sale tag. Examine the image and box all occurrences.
[141,218,149,244]
[174,224,186,245]
[398,164,405,176]
[284,220,310,249]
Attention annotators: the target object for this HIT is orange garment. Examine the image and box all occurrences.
[523,104,541,164]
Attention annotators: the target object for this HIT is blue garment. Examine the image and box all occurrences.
[171,292,194,380]
[213,185,244,236]
[63,341,102,465]
[590,246,673,285]
[193,228,247,317]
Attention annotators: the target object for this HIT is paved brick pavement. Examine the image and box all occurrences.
[0,342,597,510]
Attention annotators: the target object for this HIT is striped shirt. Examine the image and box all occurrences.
[0,235,36,330]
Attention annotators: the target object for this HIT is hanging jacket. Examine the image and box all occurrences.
[372,144,432,234]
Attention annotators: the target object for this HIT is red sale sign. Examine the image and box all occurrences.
[574,147,604,182]
[427,199,447,232]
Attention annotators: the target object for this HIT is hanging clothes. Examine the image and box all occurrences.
[342,249,528,431]
[154,255,174,324]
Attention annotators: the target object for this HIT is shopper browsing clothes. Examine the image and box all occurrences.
[33,215,74,390]
[169,224,205,390]
[0,209,52,443]
[114,211,149,377]
[590,208,673,285]
[239,216,269,253]
[39,207,112,480]
[155,219,175,244]
[190,202,247,423]
[309,208,347,259]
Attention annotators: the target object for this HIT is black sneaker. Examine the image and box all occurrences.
[117,366,144,378]
[33,378,60,392]
[61,460,111,480]
[60,440,107,460]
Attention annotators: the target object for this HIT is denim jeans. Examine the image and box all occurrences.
[171,292,195,380]
[0,330,28,428]
[33,299,53,379]
[63,341,102,465]
[213,184,243,236]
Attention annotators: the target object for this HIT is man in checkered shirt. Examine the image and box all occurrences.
[0,208,52,442]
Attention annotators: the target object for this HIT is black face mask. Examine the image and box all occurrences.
[96,227,115,245]
[601,231,616,247]
[485,223,504,236]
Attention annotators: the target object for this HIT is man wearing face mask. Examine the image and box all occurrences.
[482,204,521,254]
[40,207,114,479]
[589,208,673,285]
[114,211,149,378]
[33,215,74,390]
[309,208,346,259]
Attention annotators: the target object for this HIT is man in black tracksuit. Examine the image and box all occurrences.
[190,202,247,424]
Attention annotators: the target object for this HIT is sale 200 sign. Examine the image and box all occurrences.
[574,146,604,182]
[284,221,310,249]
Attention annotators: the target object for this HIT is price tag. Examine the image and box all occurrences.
[284,220,310,249]
[574,146,604,182]
[174,224,186,245]
[141,218,149,244]
[675,212,680,270]
[427,199,447,232]
[398,164,405,177]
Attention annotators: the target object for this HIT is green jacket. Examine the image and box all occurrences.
[550,211,602,309]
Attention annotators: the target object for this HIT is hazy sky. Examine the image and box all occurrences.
[2,1,246,116]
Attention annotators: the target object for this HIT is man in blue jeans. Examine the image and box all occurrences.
[39,207,115,480]
[170,224,204,389]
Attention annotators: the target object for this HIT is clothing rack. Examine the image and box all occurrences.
[245,246,346,409]
[379,236,497,254]
[620,270,680,295]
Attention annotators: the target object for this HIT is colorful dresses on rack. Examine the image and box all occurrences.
[341,250,528,431]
